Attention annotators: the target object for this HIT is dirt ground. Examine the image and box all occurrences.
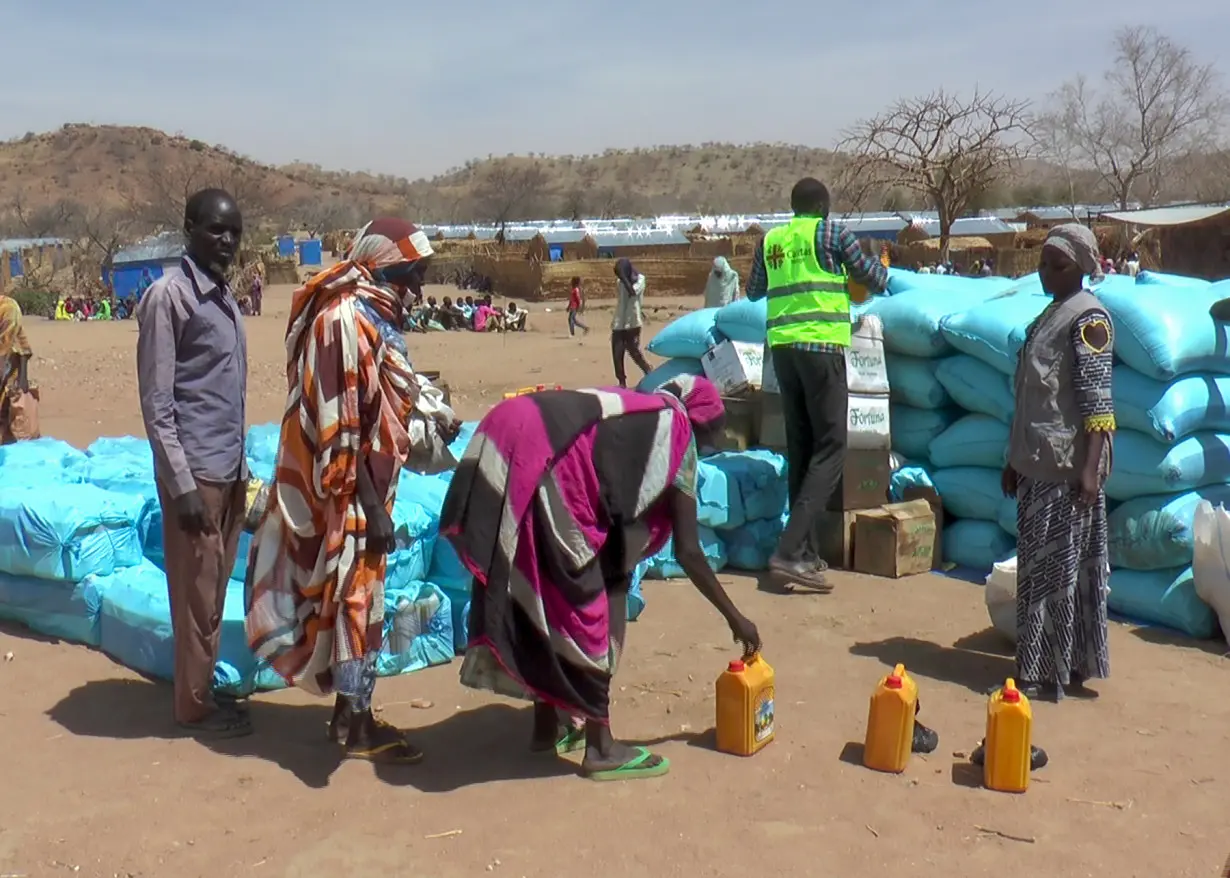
[3,284,1229,878]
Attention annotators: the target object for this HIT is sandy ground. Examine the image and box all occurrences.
[3,284,1229,878]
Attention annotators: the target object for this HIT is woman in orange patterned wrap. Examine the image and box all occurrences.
[245,217,436,764]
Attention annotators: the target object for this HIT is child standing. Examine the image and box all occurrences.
[567,276,589,336]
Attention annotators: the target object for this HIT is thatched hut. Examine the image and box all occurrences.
[570,234,600,260]
[526,233,550,263]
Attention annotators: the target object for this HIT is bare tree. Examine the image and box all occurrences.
[560,187,587,221]
[837,88,1035,258]
[78,202,144,287]
[134,151,286,231]
[288,195,364,235]
[1045,26,1227,209]
[1033,113,1083,216]
[7,194,83,238]
[472,160,550,229]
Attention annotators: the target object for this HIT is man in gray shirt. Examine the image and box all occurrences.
[137,188,251,738]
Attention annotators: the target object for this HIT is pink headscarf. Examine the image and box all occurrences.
[655,375,725,431]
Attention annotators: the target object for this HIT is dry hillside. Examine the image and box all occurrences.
[1,124,1226,241]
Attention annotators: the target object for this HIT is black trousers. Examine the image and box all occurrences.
[772,346,848,563]
[611,328,652,387]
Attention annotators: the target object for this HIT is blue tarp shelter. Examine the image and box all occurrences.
[106,232,184,298]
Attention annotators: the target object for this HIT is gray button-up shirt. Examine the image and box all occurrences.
[136,256,248,497]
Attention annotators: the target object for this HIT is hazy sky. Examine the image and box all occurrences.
[3,0,1226,180]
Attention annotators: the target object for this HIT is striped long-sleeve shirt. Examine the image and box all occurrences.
[746,218,889,353]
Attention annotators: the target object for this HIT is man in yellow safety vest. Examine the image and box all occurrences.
[746,178,888,588]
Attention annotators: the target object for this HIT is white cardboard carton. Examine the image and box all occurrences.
[848,392,892,450]
[846,314,889,395]
[702,340,764,396]
[759,314,888,396]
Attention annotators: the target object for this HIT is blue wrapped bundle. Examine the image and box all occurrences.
[933,355,1014,425]
[1108,567,1217,639]
[1105,431,1230,501]
[646,308,722,359]
[942,520,1016,572]
[928,415,1009,470]
[890,405,961,462]
[1112,367,1230,444]
[1107,486,1230,570]
[885,354,951,409]
[938,290,1050,376]
[0,486,147,581]
[644,527,727,580]
[931,467,1004,522]
[377,581,454,677]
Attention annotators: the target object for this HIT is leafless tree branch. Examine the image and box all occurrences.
[1044,26,1228,209]
[836,88,1035,258]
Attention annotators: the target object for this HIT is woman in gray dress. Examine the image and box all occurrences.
[1002,224,1114,701]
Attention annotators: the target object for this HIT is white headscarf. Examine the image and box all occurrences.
[703,256,741,308]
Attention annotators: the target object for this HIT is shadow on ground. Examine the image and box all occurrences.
[374,707,706,792]
[848,629,1015,694]
[47,678,343,789]
[47,679,709,793]
[1130,624,1228,658]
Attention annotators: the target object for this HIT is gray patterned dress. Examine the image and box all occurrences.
[1014,308,1113,695]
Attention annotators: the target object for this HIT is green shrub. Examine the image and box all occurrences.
[7,283,58,319]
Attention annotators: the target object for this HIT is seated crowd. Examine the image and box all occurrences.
[406,293,527,333]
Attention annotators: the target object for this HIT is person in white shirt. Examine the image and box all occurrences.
[611,258,652,387]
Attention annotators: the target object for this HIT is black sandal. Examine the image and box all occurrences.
[179,709,252,739]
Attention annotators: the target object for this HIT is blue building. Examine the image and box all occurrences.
[298,238,323,266]
[106,231,184,298]
[0,237,68,282]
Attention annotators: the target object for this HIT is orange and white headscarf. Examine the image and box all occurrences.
[285,217,433,367]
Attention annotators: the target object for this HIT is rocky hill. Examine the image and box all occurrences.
[1,124,1224,240]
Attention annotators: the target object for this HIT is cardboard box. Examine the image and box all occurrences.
[818,510,860,570]
[839,449,891,511]
[902,485,944,568]
[848,392,891,451]
[853,500,938,578]
[702,341,764,397]
[712,394,759,451]
[759,393,786,450]
[846,314,889,395]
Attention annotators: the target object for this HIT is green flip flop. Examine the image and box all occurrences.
[555,725,587,755]
[583,747,671,782]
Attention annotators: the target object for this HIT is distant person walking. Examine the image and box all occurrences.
[136,188,250,738]
[568,276,590,336]
[611,258,652,388]
[249,264,264,316]
[746,178,888,589]
[703,256,741,308]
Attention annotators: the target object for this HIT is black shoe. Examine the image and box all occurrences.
[912,721,939,754]
[768,555,830,590]
[970,741,1048,771]
[985,680,1043,699]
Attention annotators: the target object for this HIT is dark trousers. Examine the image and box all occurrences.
[772,347,848,563]
[611,328,652,387]
[568,309,588,336]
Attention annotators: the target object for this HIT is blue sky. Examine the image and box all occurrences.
[3,0,1226,180]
